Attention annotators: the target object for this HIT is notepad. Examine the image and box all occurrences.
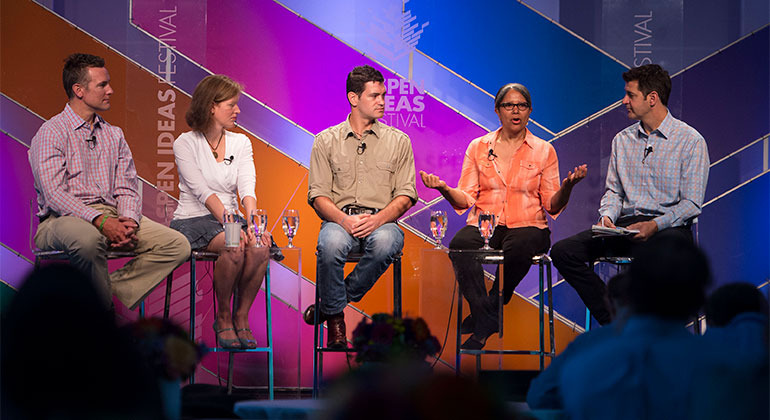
[591,225,640,237]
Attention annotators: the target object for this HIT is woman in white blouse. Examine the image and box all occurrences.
[170,75,269,349]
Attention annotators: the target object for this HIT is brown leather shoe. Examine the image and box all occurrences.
[303,304,334,325]
[326,313,347,349]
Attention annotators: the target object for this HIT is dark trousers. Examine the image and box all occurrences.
[449,225,551,336]
[550,216,693,325]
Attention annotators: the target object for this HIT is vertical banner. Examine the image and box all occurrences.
[600,0,684,71]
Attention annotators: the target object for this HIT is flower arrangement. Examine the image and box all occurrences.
[352,313,441,363]
[124,317,207,381]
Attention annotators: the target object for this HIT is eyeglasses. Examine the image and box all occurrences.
[499,102,530,111]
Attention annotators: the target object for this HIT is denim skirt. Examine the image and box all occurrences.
[170,214,246,250]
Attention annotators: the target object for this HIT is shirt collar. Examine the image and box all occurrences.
[63,103,104,132]
[636,109,673,140]
[343,114,381,140]
[485,127,535,149]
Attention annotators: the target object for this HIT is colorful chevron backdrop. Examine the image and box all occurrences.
[2,0,768,388]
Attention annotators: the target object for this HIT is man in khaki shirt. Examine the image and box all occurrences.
[305,65,417,348]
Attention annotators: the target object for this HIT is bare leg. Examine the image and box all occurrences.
[206,233,245,342]
[233,234,270,345]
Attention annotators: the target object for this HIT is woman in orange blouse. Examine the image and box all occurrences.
[421,83,587,349]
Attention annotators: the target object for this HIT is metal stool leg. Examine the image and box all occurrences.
[393,256,402,318]
[138,301,145,318]
[265,262,274,400]
[547,258,555,357]
[227,352,235,394]
[164,273,173,319]
[312,277,321,398]
[455,285,463,375]
[538,259,545,371]
[189,254,197,384]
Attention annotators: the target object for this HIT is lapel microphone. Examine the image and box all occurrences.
[357,142,367,155]
[642,145,653,163]
[487,149,498,161]
[86,135,97,149]
[223,155,235,165]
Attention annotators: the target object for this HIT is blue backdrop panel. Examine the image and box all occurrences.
[677,27,769,164]
[699,173,770,288]
[409,0,628,133]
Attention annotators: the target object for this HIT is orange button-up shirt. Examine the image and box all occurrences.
[455,128,562,229]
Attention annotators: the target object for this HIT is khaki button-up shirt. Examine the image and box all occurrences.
[308,116,417,210]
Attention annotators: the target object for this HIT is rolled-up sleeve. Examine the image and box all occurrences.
[539,143,563,218]
[308,134,333,204]
[173,135,216,205]
[455,141,480,214]
[391,133,418,203]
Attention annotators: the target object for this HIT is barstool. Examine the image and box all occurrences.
[453,250,555,372]
[187,250,274,398]
[585,256,633,331]
[33,249,172,318]
[312,251,403,398]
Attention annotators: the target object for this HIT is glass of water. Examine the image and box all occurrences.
[250,209,268,247]
[282,209,299,248]
[223,209,241,248]
[478,210,496,250]
[430,210,448,249]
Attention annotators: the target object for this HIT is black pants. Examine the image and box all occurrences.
[550,216,693,325]
[449,225,551,337]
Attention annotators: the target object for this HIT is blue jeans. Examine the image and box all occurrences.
[316,221,404,315]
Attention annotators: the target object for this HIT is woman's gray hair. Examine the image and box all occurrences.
[494,83,532,109]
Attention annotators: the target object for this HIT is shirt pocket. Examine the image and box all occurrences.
[332,161,354,190]
[478,161,499,189]
[518,160,541,192]
[375,161,395,187]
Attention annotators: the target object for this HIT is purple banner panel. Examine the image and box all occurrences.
[42,0,315,167]
[0,247,33,290]
[0,132,38,262]
[1,94,44,147]
[132,0,488,201]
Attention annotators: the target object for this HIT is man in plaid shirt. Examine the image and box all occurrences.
[551,64,710,326]
[29,53,190,310]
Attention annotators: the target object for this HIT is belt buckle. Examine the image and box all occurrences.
[345,205,372,215]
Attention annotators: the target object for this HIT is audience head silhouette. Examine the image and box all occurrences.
[629,235,711,321]
[1,265,163,419]
[706,282,769,327]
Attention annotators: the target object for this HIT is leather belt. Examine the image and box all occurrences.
[342,205,380,215]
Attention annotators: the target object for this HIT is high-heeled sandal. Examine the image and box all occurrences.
[235,328,257,349]
[213,322,242,349]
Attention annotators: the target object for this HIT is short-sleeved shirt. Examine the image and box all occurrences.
[455,128,562,229]
[308,116,417,210]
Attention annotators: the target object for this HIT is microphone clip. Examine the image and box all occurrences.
[642,145,653,164]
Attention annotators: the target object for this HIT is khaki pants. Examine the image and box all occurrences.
[34,204,191,309]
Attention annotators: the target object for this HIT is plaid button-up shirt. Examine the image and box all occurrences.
[599,111,709,230]
[28,104,142,223]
